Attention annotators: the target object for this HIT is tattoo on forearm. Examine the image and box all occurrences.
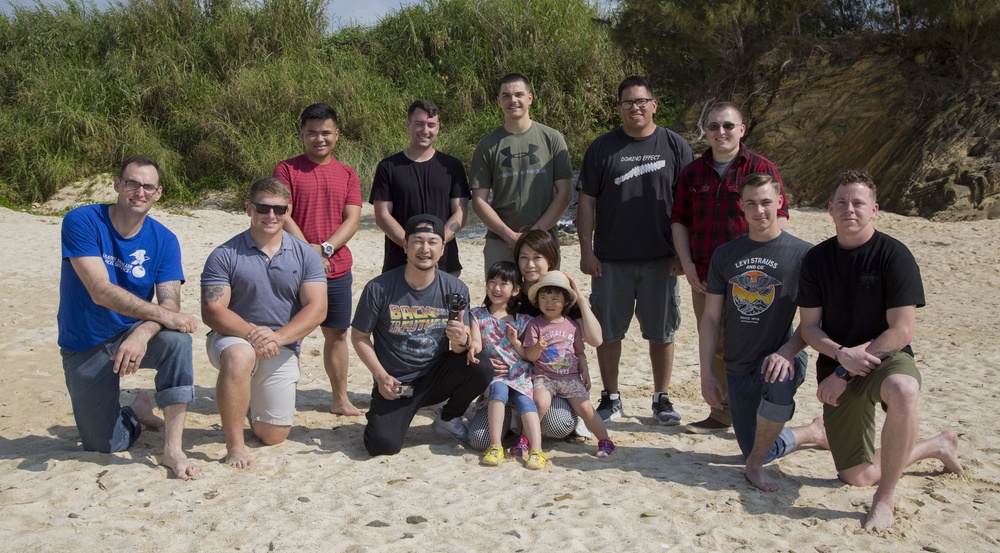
[156,282,181,307]
[202,285,225,304]
[449,221,460,234]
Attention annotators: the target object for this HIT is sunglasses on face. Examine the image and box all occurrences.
[704,122,741,132]
[251,202,288,215]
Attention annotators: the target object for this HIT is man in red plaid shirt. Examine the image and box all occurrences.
[671,102,790,434]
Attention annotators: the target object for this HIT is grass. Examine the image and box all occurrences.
[0,0,636,207]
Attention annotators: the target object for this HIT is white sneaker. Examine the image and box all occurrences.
[433,415,469,444]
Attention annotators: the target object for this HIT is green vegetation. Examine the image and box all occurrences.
[1,0,995,207]
[0,0,634,206]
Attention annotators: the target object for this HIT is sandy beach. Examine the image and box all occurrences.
[1,193,998,552]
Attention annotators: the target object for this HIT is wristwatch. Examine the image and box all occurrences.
[321,242,335,258]
[834,366,855,383]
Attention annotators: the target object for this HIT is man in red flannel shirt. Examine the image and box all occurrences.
[671,101,790,434]
[273,103,363,416]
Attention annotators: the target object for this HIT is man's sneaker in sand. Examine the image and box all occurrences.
[684,417,730,434]
[652,394,681,426]
[433,414,469,444]
[595,390,624,422]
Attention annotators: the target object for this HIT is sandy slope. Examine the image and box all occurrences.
[0,201,997,552]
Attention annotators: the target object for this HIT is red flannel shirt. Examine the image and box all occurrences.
[273,154,362,279]
[670,143,789,281]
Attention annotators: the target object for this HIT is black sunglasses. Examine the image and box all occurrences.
[704,122,741,132]
[251,202,288,215]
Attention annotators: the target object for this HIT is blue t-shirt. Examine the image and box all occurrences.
[58,204,185,353]
[200,230,327,353]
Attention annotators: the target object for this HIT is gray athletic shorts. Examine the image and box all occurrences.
[590,258,681,344]
[206,332,300,426]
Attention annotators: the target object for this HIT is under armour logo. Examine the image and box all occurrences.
[501,144,540,168]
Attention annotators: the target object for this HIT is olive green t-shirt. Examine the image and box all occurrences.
[469,122,573,240]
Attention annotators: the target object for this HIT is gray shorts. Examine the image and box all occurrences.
[590,258,681,344]
[206,332,300,426]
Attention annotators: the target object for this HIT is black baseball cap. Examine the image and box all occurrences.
[404,214,445,240]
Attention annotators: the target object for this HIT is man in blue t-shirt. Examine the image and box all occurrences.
[58,155,200,480]
[201,177,328,469]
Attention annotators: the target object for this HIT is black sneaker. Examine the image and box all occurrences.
[652,394,681,425]
[596,390,624,421]
[684,417,730,434]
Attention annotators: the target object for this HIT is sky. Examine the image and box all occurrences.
[1,0,428,28]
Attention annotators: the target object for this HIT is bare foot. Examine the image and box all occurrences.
[863,499,895,529]
[745,464,780,492]
[930,430,964,474]
[223,446,255,469]
[131,393,164,431]
[161,449,201,480]
[330,399,363,417]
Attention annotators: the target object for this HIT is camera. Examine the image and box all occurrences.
[445,293,467,321]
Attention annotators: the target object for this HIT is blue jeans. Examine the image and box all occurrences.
[61,324,194,453]
[726,351,807,464]
[488,381,537,415]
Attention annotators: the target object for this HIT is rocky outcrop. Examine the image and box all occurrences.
[673,37,1000,220]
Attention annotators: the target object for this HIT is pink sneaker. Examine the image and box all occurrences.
[597,439,615,458]
[511,435,530,458]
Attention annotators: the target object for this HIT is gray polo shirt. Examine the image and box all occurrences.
[201,230,326,353]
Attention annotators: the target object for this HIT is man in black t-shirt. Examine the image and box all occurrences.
[796,170,962,529]
[576,76,693,426]
[370,100,470,275]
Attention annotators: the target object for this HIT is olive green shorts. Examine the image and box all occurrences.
[823,351,922,472]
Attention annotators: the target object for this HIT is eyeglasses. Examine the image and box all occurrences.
[618,98,653,109]
[121,178,160,193]
[704,122,742,132]
[251,202,288,215]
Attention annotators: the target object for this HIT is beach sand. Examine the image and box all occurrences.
[1,197,998,552]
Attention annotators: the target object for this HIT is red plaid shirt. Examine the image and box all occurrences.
[670,143,788,280]
[273,155,362,279]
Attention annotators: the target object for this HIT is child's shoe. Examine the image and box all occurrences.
[510,435,530,458]
[482,444,504,466]
[597,439,616,458]
[526,449,547,470]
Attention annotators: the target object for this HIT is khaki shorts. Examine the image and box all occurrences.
[823,352,922,472]
[206,332,300,426]
[590,258,681,343]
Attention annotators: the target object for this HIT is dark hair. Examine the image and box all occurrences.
[407,99,439,119]
[248,176,290,202]
[119,155,160,181]
[618,76,653,101]
[739,172,780,197]
[512,229,560,278]
[833,169,877,200]
[300,103,338,128]
[482,260,523,312]
[497,73,531,96]
[535,285,572,315]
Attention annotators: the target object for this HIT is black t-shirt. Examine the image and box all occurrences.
[576,126,693,262]
[797,231,925,382]
[370,151,470,273]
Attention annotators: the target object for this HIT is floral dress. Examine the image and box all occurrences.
[470,306,534,398]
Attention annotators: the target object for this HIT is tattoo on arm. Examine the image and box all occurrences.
[449,221,460,233]
[155,281,181,309]
[202,285,226,304]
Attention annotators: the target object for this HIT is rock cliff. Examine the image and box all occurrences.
[672,36,1000,220]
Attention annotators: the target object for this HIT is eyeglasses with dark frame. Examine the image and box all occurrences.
[121,178,160,194]
[704,122,743,132]
[250,202,289,216]
[618,98,654,109]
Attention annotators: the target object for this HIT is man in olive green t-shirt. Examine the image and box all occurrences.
[469,73,574,275]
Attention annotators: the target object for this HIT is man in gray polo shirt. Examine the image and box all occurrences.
[201,177,328,468]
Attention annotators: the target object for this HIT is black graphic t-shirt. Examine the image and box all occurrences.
[577,126,693,262]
